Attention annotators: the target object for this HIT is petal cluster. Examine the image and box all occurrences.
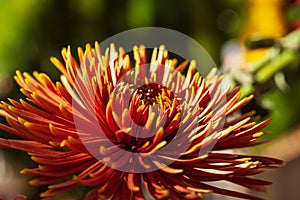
[0,43,283,200]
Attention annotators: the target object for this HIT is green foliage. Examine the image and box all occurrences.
[262,79,300,139]
[0,0,50,74]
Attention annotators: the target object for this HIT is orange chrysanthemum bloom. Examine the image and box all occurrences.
[0,43,283,200]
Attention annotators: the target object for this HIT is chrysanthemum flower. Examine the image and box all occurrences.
[0,43,283,200]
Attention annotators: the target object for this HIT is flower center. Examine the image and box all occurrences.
[106,79,182,155]
[135,83,168,106]
[130,83,179,127]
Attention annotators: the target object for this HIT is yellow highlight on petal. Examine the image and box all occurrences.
[17,117,26,125]
[59,103,64,110]
[253,132,264,138]
[19,168,28,175]
[103,157,110,163]
[137,104,145,113]
[29,179,39,186]
[50,56,59,65]
[31,92,37,99]
[99,146,106,155]
[49,123,55,133]
[23,122,33,129]
[7,105,16,112]
[173,112,181,122]
[153,161,183,174]
[60,140,67,147]
[72,175,80,182]
[112,111,120,123]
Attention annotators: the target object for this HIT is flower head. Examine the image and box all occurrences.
[0,43,283,199]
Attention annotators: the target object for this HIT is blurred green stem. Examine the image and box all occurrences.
[255,50,298,83]
[250,28,300,83]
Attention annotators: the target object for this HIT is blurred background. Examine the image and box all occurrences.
[0,0,299,199]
